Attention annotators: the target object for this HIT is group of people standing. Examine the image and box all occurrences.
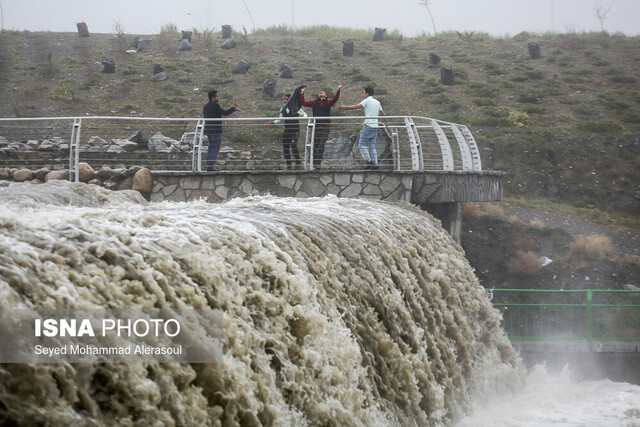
[202,84,390,170]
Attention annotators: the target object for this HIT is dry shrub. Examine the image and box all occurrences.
[508,250,541,275]
[570,234,612,260]
[508,215,520,224]
[462,202,484,217]
[486,203,505,217]
[530,218,545,229]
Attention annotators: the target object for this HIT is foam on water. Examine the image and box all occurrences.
[458,364,640,426]
[1,181,634,425]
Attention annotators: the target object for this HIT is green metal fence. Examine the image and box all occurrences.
[491,289,640,341]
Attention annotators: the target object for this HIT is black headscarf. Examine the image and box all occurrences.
[282,85,305,117]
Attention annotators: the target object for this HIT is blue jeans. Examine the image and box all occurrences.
[359,125,378,164]
[206,133,222,168]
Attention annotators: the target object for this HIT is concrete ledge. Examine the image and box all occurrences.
[150,170,505,204]
[513,340,640,354]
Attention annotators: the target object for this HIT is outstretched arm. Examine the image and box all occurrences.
[338,102,363,110]
[327,83,344,107]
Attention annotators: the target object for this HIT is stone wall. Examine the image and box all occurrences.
[150,171,415,204]
[150,170,504,204]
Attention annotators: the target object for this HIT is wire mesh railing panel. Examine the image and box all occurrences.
[491,289,640,341]
[0,118,75,170]
[77,118,200,171]
[0,115,483,174]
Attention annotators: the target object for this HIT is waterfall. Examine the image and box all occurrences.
[0,181,522,426]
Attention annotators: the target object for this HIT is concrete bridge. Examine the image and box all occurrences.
[1,115,503,242]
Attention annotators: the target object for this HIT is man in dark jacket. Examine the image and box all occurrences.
[203,90,238,170]
[300,83,344,169]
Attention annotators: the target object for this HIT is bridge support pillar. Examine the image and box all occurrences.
[420,202,462,244]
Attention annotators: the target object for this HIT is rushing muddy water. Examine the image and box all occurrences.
[0,181,637,426]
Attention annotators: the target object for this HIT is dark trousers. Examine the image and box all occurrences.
[313,126,330,168]
[206,133,222,169]
[282,127,301,169]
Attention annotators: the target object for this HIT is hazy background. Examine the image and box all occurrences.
[2,0,639,37]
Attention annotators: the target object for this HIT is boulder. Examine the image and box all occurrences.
[428,53,441,67]
[13,169,34,182]
[178,39,192,51]
[45,169,70,182]
[132,168,153,195]
[137,38,151,52]
[97,167,113,180]
[279,64,293,79]
[106,144,126,154]
[87,136,108,147]
[150,72,167,81]
[129,130,148,148]
[373,27,386,42]
[34,168,50,181]
[262,79,276,97]
[118,177,133,191]
[440,67,454,85]
[221,25,232,39]
[101,60,116,73]
[38,140,59,150]
[0,136,9,148]
[152,64,165,75]
[77,162,96,183]
[76,22,90,37]
[0,168,9,180]
[233,60,251,74]
[221,37,236,49]
[528,42,541,59]
[342,39,354,57]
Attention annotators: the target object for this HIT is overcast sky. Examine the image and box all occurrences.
[2,0,639,37]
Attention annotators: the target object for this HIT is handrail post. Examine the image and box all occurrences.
[69,118,82,182]
[192,119,205,172]
[403,117,423,171]
[305,118,316,171]
[587,290,593,340]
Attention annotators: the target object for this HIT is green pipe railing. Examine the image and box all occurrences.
[490,289,640,341]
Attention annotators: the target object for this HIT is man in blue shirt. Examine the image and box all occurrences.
[338,86,390,169]
[203,90,238,170]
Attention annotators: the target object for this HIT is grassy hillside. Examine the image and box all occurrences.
[0,26,638,215]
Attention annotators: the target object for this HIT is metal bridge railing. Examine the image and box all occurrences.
[0,115,482,180]
[491,289,640,341]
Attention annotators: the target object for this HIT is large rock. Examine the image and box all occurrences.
[45,170,70,182]
[38,140,59,151]
[132,168,153,195]
[13,169,34,182]
[137,38,151,52]
[34,168,50,181]
[342,39,354,57]
[0,168,10,180]
[221,25,232,39]
[373,27,386,42]
[221,37,236,49]
[78,162,96,183]
[177,39,192,51]
[149,133,177,153]
[262,79,276,97]
[233,60,251,74]
[279,64,293,79]
[76,22,90,37]
[87,136,109,147]
[101,60,116,73]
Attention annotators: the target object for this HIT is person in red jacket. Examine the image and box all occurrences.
[300,83,344,169]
